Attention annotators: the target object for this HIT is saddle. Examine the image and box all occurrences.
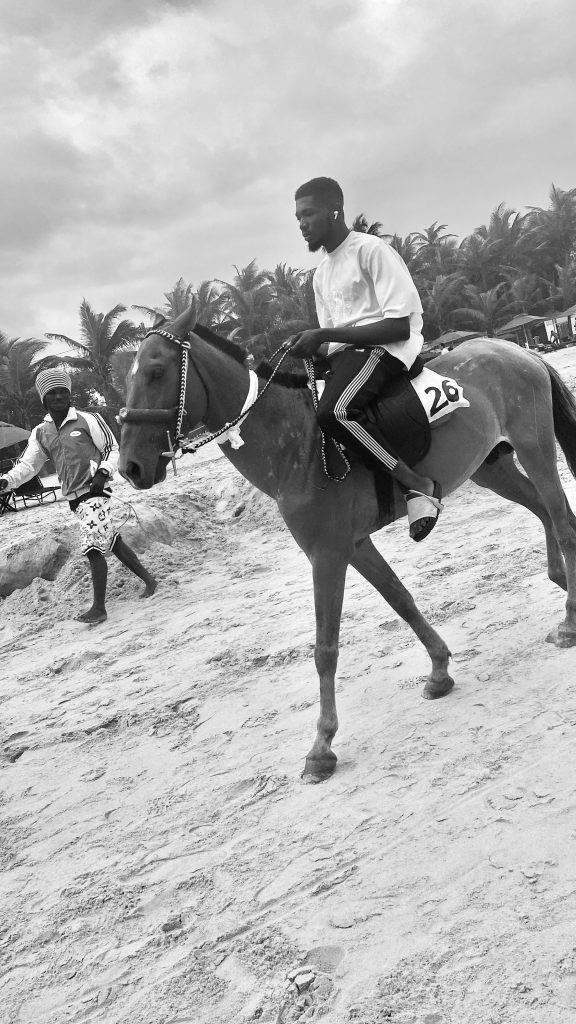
[366,357,469,466]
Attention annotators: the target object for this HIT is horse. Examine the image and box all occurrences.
[118,306,576,782]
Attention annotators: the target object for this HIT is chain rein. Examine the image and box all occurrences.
[136,329,351,481]
[303,359,351,483]
[178,339,293,455]
[175,332,190,445]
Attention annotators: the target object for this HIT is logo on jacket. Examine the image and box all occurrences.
[69,430,82,436]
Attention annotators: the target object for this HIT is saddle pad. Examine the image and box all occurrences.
[410,366,469,424]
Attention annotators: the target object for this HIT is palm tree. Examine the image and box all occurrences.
[546,257,576,313]
[412,222,458,276]
[194,279,226,328]
[134,277,225,329]
[419,274,466,340]
[483,203,529,270]
[0,334,59,428]
[456,232,499,292]
[386,233,420,273]
[266,265,318,343]
[47,300,140,415]
[452,283,520,336]
[266,263,303,298]
[352,213,385,237]
[218,260,276,358]
[503,270,554,316]
[110,350,140,404]
[455,205,528,292]
[132,279,191,323]
[524,184,576,278]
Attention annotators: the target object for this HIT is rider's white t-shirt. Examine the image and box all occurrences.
[313,231,424,367]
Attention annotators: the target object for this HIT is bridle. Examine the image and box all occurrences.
[118,327,351,481]
[117,327,294,470]
[117,328,191,451]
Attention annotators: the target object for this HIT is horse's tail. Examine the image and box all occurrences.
[545,361,576,478]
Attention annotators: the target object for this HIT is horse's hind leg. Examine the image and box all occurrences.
[350,537,454,699]
[472,453,570,591]
[510,435,576,645]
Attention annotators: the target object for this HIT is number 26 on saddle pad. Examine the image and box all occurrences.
[411,366,469,424]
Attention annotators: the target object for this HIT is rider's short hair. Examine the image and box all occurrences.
[295,177,344,210]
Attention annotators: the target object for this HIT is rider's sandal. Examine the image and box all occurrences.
[406,482,444,542]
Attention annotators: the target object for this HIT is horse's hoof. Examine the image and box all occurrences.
[302,752,337,783]
[548,573,568,592]
[422,676,455,700]
[546,627,576,648]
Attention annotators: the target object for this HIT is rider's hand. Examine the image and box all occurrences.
[0,477,9,491]
[89,469,108,496]
[287,329,325,358]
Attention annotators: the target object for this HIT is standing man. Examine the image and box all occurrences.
[290,176,443,541]
[0,369,157,624]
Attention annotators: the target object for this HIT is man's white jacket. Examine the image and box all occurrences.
[3,409,119,500]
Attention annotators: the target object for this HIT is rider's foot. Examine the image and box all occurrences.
[74,607,107,625]
[406,481,443,542]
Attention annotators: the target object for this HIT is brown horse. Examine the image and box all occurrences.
[119,307,576,781]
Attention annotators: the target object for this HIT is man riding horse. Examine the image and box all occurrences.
[289,176,443,541]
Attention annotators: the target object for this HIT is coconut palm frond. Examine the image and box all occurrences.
[46,333,90,356]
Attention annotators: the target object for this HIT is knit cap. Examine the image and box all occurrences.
[35,369,72,405]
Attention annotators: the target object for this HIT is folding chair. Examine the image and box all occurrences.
[0,458,15,515]
[0,474,60,515]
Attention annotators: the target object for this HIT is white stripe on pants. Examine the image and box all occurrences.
[332,348,398,471]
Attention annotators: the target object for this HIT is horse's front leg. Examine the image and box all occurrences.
[303,551,348,783]
[351,537,454,700]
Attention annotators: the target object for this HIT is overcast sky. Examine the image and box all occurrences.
[1,0,575,341]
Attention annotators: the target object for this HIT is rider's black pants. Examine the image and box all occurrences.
[317,347,407,473]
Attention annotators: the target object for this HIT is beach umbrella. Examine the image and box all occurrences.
[495,313,547,348]
[433,330,481,347]
[0,422,30,451]
[495,314,545,334]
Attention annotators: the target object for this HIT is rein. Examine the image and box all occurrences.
[179,340,293,457]
[303,358,351,483]
[118,328,350,482]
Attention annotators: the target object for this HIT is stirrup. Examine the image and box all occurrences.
[406,482,443,542]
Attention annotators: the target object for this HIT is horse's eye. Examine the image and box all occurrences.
[151,365,164,380]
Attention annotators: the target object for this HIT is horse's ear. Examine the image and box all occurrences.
[170,305,197,337]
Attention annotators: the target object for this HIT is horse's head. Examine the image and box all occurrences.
[119,306,208,489]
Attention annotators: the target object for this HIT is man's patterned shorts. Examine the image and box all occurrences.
[73,496,119,555]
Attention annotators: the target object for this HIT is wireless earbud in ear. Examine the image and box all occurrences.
[333,211,338,220]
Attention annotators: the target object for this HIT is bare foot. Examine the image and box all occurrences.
[74,608,108,624]
[141,578,158,598]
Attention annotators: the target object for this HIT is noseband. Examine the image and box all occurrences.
[117,328,191,449]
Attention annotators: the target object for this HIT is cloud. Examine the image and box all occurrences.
[0,0,575,337]
[0,0,191,49]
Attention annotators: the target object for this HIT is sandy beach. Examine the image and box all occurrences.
[3,348,576,1023]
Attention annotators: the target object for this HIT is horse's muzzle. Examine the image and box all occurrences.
[121,456,167,489]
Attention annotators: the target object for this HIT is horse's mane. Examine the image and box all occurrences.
[192,323,247,366]
[253,361,309,389]
[192,323,309,389]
